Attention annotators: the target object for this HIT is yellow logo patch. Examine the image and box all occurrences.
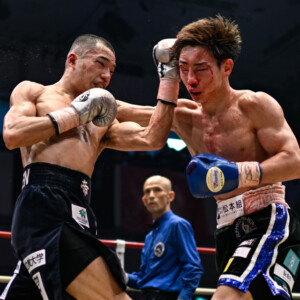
[206,167,225,193]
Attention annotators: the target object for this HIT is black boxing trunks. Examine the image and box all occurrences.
[0,162,126,300]
[215,202,300,299]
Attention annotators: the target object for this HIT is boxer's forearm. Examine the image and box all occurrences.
[104,100,175,151]
[116,100,154,126]
[259,149,300,184]
[3,114,57,149]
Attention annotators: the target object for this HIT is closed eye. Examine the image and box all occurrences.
[96,60,114,74]
[179,65,188,72]
[96,60,104,66]
[197,68,208,72]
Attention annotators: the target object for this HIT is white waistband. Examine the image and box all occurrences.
[216,183,288,229]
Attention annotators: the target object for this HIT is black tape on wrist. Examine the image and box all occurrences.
[47,113,60,135]
[158,99,177,107]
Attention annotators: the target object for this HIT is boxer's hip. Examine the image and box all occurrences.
[216,183,288,229]
[21,162,91,202]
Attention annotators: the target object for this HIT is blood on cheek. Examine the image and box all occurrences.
[197,67,214,84]
[208,68,214,82]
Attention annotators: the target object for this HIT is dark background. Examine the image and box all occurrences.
[0,0,300,297]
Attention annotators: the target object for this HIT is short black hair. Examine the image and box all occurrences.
[68,34,115,57]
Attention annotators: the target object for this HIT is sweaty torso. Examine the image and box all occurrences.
[173,90,270,199]
[21,84,108,177]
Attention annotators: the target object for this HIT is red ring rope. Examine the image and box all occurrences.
[0,231,216,254]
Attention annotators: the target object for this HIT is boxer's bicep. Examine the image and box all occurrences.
[3,82,54,149]
[253,93,294,155]
[248,92,300,182]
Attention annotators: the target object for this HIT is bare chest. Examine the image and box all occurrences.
[174,109,257,160]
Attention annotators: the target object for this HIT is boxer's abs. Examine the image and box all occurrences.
[21,126,103,177]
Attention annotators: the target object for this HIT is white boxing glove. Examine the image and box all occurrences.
[47,88,117,134]
[153,38,179,80]
[153,39,180,106]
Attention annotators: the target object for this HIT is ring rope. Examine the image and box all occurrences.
[0,231,216,254]
[1,231,299,298]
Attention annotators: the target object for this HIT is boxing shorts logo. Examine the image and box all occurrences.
[22,169,30,189]
[234,216,257,238]
[81,179,89,197]
[32,272,49,300]
[217,195,244,228]
[284,249,300,276]
[233,246,251,258]
[274,263,294,292]
[206,167,224,192]
[23,249,46,273]
[71,204,90,228]
[232,239,256,259]
[154,242,165,257]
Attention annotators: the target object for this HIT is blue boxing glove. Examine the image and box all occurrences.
[186,153,262,198]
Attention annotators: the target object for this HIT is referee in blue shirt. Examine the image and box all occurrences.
[126,175,204,300]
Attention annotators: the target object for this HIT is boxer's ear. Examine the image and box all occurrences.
[67,53,77,67]
[222,58,234,76]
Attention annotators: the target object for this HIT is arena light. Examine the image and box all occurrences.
[166,137,187,151]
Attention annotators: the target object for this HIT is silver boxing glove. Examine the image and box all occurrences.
[71,88,117,127]
[153,38,179,80]
[47,88,117,134]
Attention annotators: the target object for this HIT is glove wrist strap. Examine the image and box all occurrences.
[237,161,262,188]
[157,78,179,105]
[47,107,79,134]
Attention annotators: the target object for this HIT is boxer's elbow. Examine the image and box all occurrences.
[294,150,300,177]
[283,149,300,180]
[147,135,168,150]
[3,128,21,149]
[151,141,166,150]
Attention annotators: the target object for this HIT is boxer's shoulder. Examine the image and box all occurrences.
[236,89,275,108]
[11,80,45,101]
[177,98,198,109]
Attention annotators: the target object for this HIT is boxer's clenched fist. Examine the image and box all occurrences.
[47,88,117,134]
[71,88,117,127]
[153,39,179,81]
[186,153,262,198]
[153,39,180,106]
